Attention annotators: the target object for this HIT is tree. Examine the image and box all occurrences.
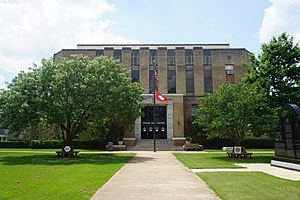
[193,83,276,145]
[0,55,144,149]
[244,33,300,108]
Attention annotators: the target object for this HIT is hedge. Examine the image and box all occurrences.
[30,140,105,149]
[210,137,275,149]
[241,137,275,149]
[30,140,63,149]
[0,141,30,148]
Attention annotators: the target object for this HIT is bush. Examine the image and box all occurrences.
[210,137,275,149]
[30,140,63,149]
[0,141,30,148]
[241,137,275,149]
[30,140,105,149]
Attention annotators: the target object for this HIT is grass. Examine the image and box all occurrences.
[198,172,300,200]
[0,150,134,200]
[173,151,274,168]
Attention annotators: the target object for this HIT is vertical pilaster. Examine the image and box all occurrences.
[122,47,131,70]
[175,47,186,94]
[194,47,204,96]
[158,47,167,93]
[104,47,113,57]
[140,47,149,93]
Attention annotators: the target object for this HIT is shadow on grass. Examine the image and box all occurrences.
[210,154,274,164]
[0,153,136,166]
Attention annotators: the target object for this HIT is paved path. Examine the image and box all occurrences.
[91,151,219,200]
[192,163,300,181]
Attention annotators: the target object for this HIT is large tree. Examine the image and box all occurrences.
[244,32,300,108]
[193,83,276,145]
[0,55,143,149]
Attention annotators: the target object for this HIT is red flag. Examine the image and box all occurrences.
[155,91,168,102]
[154,69,159,85]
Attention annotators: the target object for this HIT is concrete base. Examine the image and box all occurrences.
[271,160,300,171]
[173,137,185,146]
[123,138,136,146]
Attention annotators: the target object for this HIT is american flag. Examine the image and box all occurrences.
[154,69,159,85]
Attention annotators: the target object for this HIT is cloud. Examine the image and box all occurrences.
[0,74,5,89]
[259,0,300,43]
[0,0,139,77]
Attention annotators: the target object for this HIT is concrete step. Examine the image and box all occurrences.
[126,139,183,151]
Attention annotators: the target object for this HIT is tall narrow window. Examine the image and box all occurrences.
[149,50,157,65]
[204,65,213,93]
[185,50,194,65]
[225,65,235,83]
[96,50,104,57]
[186,66,194,94]
[203,50,212,65]
[131,66,140,83]
[167,66,176,93]
[167,50,176,66]
[113,50,122,62]
[131,50,140,66]
[192,105,199,116]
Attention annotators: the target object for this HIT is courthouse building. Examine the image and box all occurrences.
[54,44,249,146]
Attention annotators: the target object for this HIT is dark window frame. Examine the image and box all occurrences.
[186,66,195,94]
[167,66,176,94]
[131,50,140,66]
[185,49,194,65]
[149,50,158,65]
[113,50,122,62]
[167,50,176,66]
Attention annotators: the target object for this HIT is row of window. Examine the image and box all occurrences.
[96,49,213,66]
[132,65,235,94]
[130,65,228,94]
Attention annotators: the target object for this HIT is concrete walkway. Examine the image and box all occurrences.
[192,163,300,181]
[91,151,219,200]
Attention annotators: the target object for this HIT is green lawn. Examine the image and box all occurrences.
[0,150,134,200]
[173,151,274,168]
[198,172,300,200]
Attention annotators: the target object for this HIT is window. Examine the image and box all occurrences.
[225,65,235,83]
[186,66,194,94]
[185,50,194,65]
[192,105,199,116]
[167,66,176,93]
[203,50,212,65]
[131,66,140,83]
[149,50,157,65]
[113,50,122,62]
[96,50,104,57]
[167,50,176,66]
[204,65,213,93]
[131,50,140,66]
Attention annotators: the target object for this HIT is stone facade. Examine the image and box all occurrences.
[54,44,249,145]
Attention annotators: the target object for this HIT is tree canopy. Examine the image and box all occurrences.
[243,32,300,108]
[193,83,276,145]
[0,55,144,148]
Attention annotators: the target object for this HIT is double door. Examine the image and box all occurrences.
[141,106,167,139]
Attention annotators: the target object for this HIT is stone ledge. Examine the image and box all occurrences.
[173,137,185,146]
[123,138,136,146]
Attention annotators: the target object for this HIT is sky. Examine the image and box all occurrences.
[0,0,300,89]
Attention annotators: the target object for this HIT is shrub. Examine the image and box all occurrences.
[30,140,63,149]
[241,137,275,149]
[30,140,105,149]
[0,141,30,148]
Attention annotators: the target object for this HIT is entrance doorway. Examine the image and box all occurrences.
[141,106,167,139]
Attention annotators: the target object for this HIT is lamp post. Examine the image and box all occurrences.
[153,60,156,152]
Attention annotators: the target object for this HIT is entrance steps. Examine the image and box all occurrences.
[126,139,183,151]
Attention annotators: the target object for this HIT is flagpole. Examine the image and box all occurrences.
[153,60,156,152]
